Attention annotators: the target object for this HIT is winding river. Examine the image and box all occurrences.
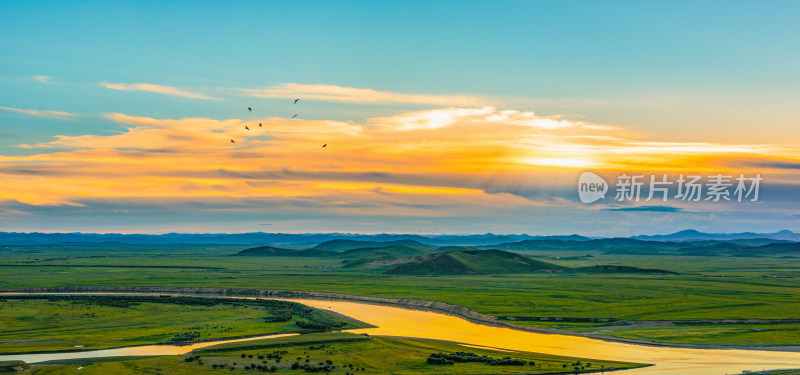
[1,293,799,374]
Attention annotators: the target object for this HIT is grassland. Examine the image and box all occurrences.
[28,333,647,374]
[0,295,364,354]
[1,244,799,346]
[597,323,800,346]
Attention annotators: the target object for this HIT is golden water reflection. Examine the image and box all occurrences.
[287,299,800,375]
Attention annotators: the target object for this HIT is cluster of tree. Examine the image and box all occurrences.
[211,362,279,372]
[561,361,593,372]
[168,331,202,343]
[239,350,287,361]
[0,295,143,308]
[189,351,293,372]
[8,295,353,332]
[295,319,331,330]
[294,314,346,330]
[264,309,347,329]
[263,309,293,322]
[183,350,368,373]
[426,356,454,365]
[240,363,278,372]
[183,355,204,366]
[427,352,532,366]
[290,361,334,372]
[288,362,365,373]
[0,295,312,314]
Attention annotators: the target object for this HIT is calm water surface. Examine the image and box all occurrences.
[1,293,798,374]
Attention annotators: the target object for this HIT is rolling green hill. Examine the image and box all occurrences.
[339,244,432,258]
[340,245,435,269]
[385,249,567,275]
[752,242,800,254]
[490,237,800,257]
[677,242,744,256]
[232,246,332,257]
[675,242,800,257]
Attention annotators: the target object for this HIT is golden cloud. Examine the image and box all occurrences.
[101,82,219,100]
[1,107,797,210]
[0,106,76,119]
[234,83,487,106]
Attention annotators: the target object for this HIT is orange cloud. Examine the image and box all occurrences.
[1,107,797,211]
[0,106,76,119]
[101,82,219,100]
[234,83,487,106]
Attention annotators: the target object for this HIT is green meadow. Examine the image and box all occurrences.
[1,244,799,346]
[28,333,647,374]
[599,323,800,346]
[0,295,364,353]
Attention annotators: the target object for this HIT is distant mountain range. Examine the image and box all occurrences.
[632,229,800,242]
[0,230,798,247]
[0,232,535,246]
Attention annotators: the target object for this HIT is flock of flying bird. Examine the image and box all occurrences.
[230,99,327,149]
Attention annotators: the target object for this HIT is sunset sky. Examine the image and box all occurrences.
[1,1,799,235]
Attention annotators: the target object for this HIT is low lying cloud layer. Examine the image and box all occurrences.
[1,101,799,233]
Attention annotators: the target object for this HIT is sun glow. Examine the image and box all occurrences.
[1,106,798,209]
[521,157,597,168]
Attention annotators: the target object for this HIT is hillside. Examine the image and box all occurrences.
[491,236,800,256]
[576,265,678,275]
[338,245,435,269]
[385,249,566,276]
[490,237,684,252]
[340,244,432,258]
[232,246,331,257]
[673,242,800,257]
[633,229,800,242]
[313,239,434,251]
[676,242,745,256]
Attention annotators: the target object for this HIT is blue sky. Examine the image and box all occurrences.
[1,1,799,234]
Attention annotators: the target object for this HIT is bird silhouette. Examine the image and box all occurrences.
[245,125,250,130]
[322,144,327,148]
[247,107,252,112]
[230,139,236,143]
[294,99,300,104]
[258,123,262,127]
[292,114,298,118]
